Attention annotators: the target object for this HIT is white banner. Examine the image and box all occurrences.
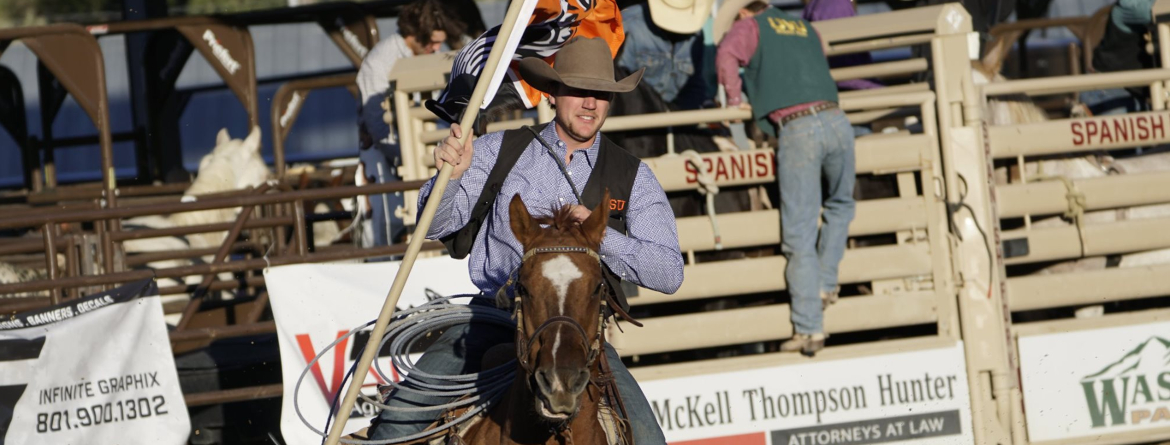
[638,342,973,445]
[1019,320,1170,442]
[0,279,190,444]
[266,257,478,444]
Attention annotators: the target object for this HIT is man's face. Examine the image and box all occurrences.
[550,85,613,146]
[407,30,447,55]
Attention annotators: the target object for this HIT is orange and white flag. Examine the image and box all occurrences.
[425,0,625,124]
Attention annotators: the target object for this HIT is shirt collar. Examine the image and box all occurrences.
[390,34,412,58]
[541,123,601,167]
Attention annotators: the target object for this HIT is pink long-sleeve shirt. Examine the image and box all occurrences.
[716,17,826,124]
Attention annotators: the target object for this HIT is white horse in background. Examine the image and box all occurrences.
[124,126,269,254]
[971,64,1121,275]
[0,127,271,299]
[972,62,1170,276]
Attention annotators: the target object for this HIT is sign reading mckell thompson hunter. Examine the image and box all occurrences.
[638,342,973,444]
[1018,320,1170,442]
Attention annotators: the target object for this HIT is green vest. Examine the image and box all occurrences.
[743,8,838,130]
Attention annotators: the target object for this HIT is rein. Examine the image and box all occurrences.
[513,245,607,374]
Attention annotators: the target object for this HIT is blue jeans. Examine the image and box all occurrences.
[369,321,666,444]
[359,145,406,249]
[775,107,856,335]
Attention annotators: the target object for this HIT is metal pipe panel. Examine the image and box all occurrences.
[611,292,936,356]
[983,69,1170,97]
[675,197,929,252]
[630,243,933,306]
[988,110,1170,158]
[1008,264,1170,311]
[644,134,930,192]
[1002,216,1170,264]
[831,58,928,82]
[998,172,1170,217]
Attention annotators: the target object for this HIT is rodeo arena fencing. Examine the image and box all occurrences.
[2,0,1170,444]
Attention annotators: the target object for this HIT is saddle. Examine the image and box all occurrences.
[408,340,636,445]
[594,343,637,445]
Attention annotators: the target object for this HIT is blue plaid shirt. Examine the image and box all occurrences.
[419,124,684,297]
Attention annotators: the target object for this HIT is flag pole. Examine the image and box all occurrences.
[323,0,533,442]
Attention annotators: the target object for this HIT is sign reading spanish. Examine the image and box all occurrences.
[0,279,190,444]
[1019,320,1170,442]
[637,342,973,444]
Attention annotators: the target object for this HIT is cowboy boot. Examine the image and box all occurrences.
[780,333,826,357]
[821,287,840,310]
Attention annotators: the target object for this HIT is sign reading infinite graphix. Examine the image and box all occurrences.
[0,279,190,444]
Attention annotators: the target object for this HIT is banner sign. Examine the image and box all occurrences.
[1019,320,1170,442]
[638,342,973,445]
[0,279,190,444]
[266,257,478,444]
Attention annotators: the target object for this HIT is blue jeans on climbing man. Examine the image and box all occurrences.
[775,107,855,339]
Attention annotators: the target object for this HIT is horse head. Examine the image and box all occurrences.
[189,126,269,197]
[507,191,610,422]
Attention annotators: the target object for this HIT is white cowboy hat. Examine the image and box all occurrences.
[713,0,763,44]
[647,0,715,35]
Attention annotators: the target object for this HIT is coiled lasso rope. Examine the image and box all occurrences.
[294,295,518,444]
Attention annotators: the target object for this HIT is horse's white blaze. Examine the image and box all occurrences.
[551,327,563,391]
[541,255,582,315]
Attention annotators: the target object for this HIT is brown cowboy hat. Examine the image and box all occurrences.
[518,37,644,94]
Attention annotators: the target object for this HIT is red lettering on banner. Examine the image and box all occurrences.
[756,152,771,177]
[295,332,401,402]
[1069,113,1170,146]
[730,155,745,179]
[682,152,775,185]
[1085,121,1099,142]
[297,331,349,401]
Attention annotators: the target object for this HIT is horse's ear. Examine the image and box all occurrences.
[244,126,262,153]
[216,128,231,147]
[581,189,610,248]
[509,194,539,247]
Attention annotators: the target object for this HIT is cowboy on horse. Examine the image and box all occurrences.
[367,36,683,444]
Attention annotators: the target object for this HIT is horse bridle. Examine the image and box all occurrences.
[513,246,607,375]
